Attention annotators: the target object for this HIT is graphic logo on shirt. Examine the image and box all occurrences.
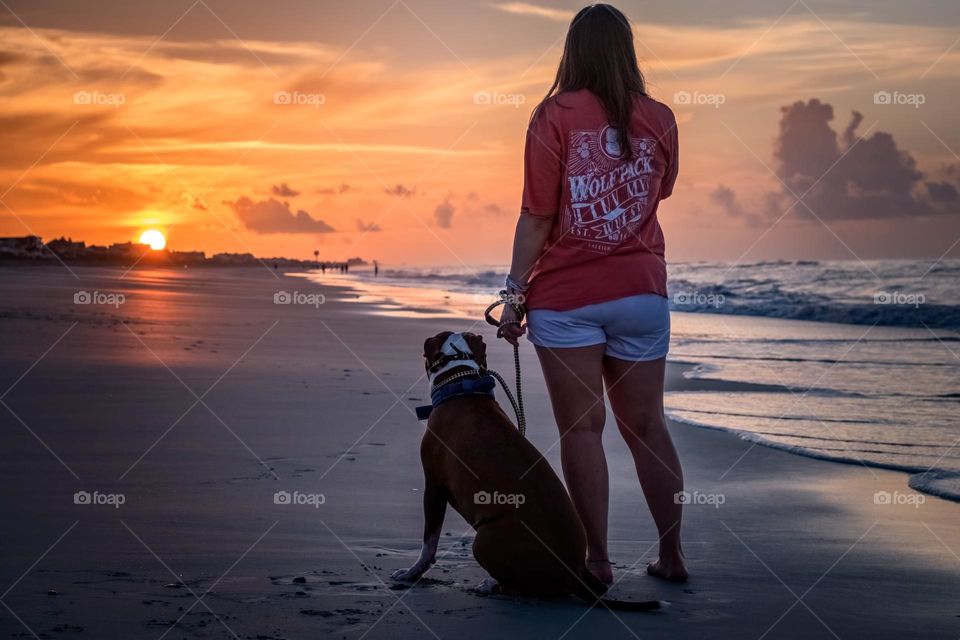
[599,125,623,159]
[565,127,657,253]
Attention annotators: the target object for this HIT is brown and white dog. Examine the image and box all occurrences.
[391,331,658,610]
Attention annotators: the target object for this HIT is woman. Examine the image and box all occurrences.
[498,4,686,583]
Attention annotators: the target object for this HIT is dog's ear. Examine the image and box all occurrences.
[423,331,452,369]
[462,333,487,369]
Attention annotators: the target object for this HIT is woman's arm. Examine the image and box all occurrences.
[499,213,555,345]
[508,213,555,287]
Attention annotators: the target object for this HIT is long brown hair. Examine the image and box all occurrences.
[536,4,646,160]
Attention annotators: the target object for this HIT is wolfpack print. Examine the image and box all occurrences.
[564,125,656,253]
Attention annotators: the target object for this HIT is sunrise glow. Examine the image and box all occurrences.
[138,229,167,251]
[0,3,957,263]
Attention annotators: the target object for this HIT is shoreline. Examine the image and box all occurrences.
[1,265,958,639]
[307,268,960,504]
[289,259,960,332]
[666,362,960,503]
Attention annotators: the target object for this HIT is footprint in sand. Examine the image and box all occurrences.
[51,624,84,633]
[300,607,374,627]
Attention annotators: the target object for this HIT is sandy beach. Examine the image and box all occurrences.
[1,265,958,639]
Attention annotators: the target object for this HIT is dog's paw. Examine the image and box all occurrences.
[390,567,423,582]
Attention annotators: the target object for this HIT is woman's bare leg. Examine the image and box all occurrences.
[603,356,687,582]
[534,344,612,583]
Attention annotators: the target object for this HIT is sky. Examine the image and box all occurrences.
[1,0,959,266]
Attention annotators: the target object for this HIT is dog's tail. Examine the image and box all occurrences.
[570,568,662,612]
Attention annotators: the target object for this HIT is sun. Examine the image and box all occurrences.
[138,229,166,250]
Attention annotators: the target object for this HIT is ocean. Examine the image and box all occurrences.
[300,260,960,501]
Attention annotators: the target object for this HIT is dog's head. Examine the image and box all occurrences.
[423,331,487,383]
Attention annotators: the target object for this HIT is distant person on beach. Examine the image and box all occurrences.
[374,261,379,277]
[498,4,686,583]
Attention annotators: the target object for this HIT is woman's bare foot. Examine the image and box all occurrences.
[646,557,688,583]
[586,558,614,584]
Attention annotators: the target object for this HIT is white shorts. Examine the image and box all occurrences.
[526,293,670,361]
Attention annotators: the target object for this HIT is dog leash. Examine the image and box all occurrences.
[483,291,526,438]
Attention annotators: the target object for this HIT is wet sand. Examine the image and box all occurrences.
[1,266,958,639]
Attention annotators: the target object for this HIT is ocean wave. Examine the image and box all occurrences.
[666,411,960,502]
[378,268,503,287]
[724,260,822,269]
[909,470,960,502]
[675,336,960,345]
[667,278,960,330]
[368,260,960,331]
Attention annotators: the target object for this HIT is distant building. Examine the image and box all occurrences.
[47,237,86,258]
[170,250,206,264]
[0,233,354,269]
[210,252,258,265]
[84,245,110,259]
[0,235,44,257]
[108,242,151,257]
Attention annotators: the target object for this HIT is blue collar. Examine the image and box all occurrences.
[415,374,496,420]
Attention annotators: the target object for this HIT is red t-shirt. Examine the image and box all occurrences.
[520,89,678,311]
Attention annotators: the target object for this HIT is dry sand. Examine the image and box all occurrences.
[1,266,958,639]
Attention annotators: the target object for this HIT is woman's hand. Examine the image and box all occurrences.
[498,302,526,346]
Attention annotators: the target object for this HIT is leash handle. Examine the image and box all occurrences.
[484,289,526,331]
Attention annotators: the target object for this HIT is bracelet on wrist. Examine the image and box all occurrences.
[505,274,529,292]
[499,289,527,315]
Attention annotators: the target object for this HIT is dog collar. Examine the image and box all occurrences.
[415,374,496,420]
